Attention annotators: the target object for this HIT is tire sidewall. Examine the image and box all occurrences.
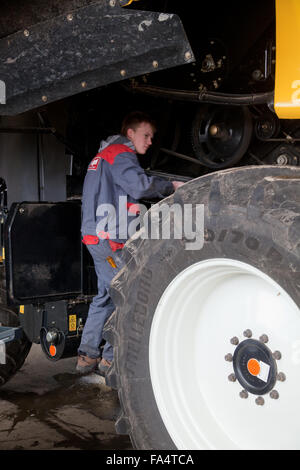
[117,207,299,449]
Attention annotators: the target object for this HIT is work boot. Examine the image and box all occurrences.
[97,358,112,377]
[76,354,100,374]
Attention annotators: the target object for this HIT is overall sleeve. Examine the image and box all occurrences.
[111,151,174,200]
[81,156,102,235]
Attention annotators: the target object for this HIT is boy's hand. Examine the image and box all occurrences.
[172,181,185,190]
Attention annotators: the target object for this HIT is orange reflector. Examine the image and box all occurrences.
[247,358,261,376]
[49,345,56,357]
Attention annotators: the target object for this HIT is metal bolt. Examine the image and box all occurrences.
[185,51,192,61]
[277,154,288,165]
[66,14,73,21]
[273,350,282,360]
[24,29,30,37]
[81,81,87,88]
[19,208,25,214]
[228,373,236,382]
[240,390,248,399]
[42,95,48,102]
[255,396,265,406]
[109,0,116,6]
[270,390,279,400]
[152,60,159,68]
[243,329,252,338]
[230,336,239,346]
[120,69,126,77]
[259,334,269,343]
[252,69,263,81]
[224,353,233,362]
[277,372,286,382]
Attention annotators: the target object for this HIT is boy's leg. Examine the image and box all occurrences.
[77,240,123,372]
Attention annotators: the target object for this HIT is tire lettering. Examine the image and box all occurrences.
[137,291,149,304]
[127,268,153,377]
[245,237,260,250]
[205,228,262,252]
[231,230,243,243]
[204,228,215,242]
[133,302,147,317]
[218,229,227,242]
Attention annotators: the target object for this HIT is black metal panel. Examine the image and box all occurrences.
[0,0,194,115]
[0,0,97,38]
[5,201,82,304]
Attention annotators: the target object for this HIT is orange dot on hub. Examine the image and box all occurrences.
[247,358,260,376]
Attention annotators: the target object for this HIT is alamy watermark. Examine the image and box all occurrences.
[0,80,6,105]
[96,196,204,250]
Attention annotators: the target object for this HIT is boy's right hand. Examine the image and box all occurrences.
[172,181,185,190]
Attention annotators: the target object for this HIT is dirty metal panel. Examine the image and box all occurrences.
[5,201,82,304]
[0,0,194,115]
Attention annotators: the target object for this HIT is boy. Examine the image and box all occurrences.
[77,111,183,375]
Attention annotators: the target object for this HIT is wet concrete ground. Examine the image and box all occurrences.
[0,344,133,450]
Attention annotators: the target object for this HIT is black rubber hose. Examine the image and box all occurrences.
[128,84,274,106]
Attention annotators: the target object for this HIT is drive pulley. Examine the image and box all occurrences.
[191,105,253,169]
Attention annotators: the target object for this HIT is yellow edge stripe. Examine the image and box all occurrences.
[121,0,140,6]
[274,0,300,118]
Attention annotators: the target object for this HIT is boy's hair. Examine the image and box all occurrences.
[120,111,156,137]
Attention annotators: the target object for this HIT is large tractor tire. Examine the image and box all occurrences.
[0,267,31,385]
[105,165,300,450]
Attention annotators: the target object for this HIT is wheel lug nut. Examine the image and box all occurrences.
[273,350,282,360]
[240,390,248,399]
[259,334,269,343]
[228,373,236,382]
[230,336,239,346]
[255,396,265,406]
[277,372,286,382]
[243,329,252,338]
[270,390,279,399]
[225,353,233,362]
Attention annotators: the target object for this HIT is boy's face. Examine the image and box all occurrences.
[127,122,154,155]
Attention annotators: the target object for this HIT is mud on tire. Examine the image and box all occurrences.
[104,165,300,450]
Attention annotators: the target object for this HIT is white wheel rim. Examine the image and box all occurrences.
[149,258,300,450]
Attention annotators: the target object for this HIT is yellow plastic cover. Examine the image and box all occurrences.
[274,0,300,118]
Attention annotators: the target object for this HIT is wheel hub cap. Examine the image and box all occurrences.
[232,338,277,395]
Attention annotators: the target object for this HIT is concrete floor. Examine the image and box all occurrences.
[0,343,133,450]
